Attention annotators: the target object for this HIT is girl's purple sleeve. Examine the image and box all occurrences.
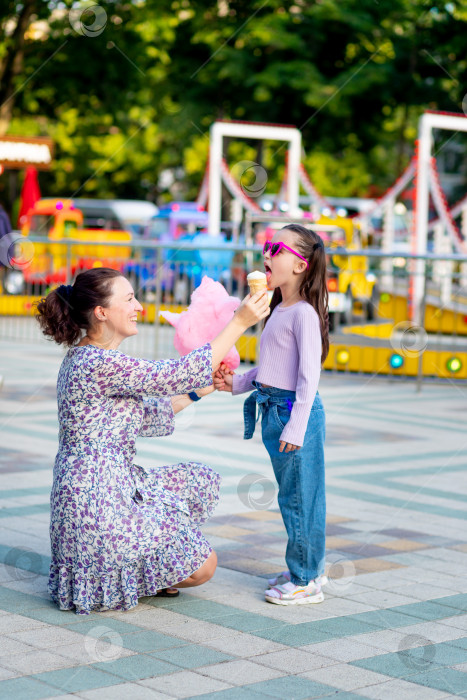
[280,309,321,447]
[139,397,175,437]
[85,343,213,398]
[232,366,258,395]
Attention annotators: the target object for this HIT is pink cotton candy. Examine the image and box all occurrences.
[160,276,241,369]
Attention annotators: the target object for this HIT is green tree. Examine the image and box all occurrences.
[1,0,466,207]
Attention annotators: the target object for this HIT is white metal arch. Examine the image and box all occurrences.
[208,121,302,236]
[413,111,467,324]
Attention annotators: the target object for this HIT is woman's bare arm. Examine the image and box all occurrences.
[209,291,269,371]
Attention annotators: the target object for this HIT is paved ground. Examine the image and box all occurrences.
[1,337,467,699]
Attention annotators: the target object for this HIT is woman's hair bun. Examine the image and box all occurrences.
[56,284,73,302]
[35,284,81,346]
[35,268,122,346]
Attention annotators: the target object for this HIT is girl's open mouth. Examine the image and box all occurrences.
[264,263,271,283]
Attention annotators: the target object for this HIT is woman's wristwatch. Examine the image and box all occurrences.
[188,392,201,402]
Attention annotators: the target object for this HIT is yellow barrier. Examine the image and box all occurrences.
[141,303,186,324]
[0,295,41,316]
[0,296,188,322]
[425,303,467,336]
[236,334,258,364]
[377,293,467,336]
[343,323,393,338]
[2,294,467,380]
[322,345,467,379]
[377,294,408,324]
[5,293,467,336]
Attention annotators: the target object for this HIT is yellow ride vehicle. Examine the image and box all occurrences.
[320,215,378,324]
[5,198,131,295]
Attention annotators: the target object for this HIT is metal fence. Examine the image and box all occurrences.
[1,234,467,383]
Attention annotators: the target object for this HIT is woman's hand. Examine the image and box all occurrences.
[213,363,234,392]
[279,441,300,453]
[210,292,269,370]
[234,291,270,331]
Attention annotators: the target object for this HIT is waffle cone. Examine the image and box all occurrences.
[248,279,268,295]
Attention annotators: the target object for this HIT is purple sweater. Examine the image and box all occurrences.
[232,300,322,446]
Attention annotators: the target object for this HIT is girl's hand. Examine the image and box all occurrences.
[196,371,221,397]
[234,291,270,330]
[213,371,224,391]
[279,441,300,453]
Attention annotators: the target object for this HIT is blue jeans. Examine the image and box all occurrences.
[243,382,326,586]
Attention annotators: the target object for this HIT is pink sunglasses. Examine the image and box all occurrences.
[263,240,309,269]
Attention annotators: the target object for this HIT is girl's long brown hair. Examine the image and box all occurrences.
[264,224,329,363]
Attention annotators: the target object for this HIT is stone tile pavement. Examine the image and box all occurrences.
[1,337,467,698]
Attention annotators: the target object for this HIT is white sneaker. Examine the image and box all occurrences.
[265,579,324,606]
[268,571,328,587]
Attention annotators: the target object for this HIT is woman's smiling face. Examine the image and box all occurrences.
[95,276,143,343]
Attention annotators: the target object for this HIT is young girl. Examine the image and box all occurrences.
[215,224,329,606]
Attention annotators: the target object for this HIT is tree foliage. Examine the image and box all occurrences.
[0,0,466,207]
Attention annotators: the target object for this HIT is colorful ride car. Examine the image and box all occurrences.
[146,201,208,241]
[5,198,132,294]
[71,198,158,235]
[125,202,235,301]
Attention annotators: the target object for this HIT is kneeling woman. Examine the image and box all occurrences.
[36,268,269,614]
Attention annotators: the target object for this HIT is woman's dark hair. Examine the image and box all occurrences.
[35,268,123,346]
[265,224,329,363]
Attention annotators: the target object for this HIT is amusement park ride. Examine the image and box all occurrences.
[2,111,467,380]
[194,113,467,379]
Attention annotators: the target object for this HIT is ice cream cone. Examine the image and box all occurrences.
[247,271,267,295]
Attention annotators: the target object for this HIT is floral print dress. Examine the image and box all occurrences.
[48,342,219,614]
